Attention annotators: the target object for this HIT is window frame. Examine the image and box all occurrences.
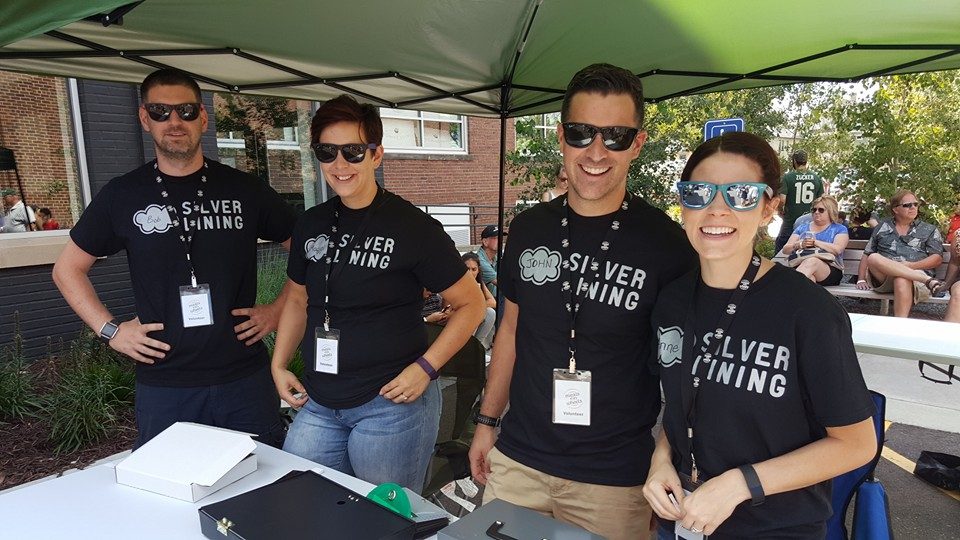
[379,108,469,155]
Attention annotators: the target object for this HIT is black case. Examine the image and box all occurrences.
[199,470,418,540]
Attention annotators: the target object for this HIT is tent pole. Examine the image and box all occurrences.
[496,112,506,277]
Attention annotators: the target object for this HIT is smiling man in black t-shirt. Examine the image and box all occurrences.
[53,69,296,448]
[467,64,695,540]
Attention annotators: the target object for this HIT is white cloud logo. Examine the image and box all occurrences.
[657,326,684,368]
[304,234,330,262]
[519,246,561,285]
[133,204,172,234]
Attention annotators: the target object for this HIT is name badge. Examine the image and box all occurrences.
[551,368,591,426]
[314,327,340,374]
[179,284,213,328]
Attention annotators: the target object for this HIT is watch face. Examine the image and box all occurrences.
[101,321,119,340]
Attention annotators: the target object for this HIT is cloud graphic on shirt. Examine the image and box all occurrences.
[304,234,330,262]
[657,326,683,368]
[518,246,561,285]
[132,204,172,234]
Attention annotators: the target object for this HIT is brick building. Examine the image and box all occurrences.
[0,72,79,228]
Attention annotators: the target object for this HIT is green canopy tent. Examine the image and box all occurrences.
[3,0,960,236]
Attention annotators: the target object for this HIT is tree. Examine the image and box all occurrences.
[797,72,960,227]
[214,94,298,183]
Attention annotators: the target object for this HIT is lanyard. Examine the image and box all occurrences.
[320,188,391,330]
[155,160,208,287]
[680,252,761,483]
[557,192,631,373]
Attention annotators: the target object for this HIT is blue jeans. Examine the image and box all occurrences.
[283,380,441,493]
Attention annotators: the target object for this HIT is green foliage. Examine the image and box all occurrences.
[0,315,41,421]
[257,249,303,378]
[795,73,960,226]
[45,330,135,454]
[507,86,789,214]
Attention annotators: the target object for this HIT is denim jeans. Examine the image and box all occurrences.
[475,307,496,349]
[283,380,441,493]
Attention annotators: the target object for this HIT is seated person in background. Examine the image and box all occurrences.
[540,164,568,202]
[838,210,848,228]
[462,252,496,349]
[933,196,960,297]
[856,189,944,317]
[847,206,876,240]
[36,207,60,230]
[423,254,497,349]
[783,195,848,286]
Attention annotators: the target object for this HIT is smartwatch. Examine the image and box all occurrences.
[99,319,120,343]
[473,412,501,427]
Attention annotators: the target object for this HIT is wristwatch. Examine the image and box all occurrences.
[98,319,120,343]
[472,412,501,427]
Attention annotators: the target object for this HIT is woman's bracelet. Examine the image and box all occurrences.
[415,356,439,380]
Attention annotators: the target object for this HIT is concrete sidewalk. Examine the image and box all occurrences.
[857,352,960,433]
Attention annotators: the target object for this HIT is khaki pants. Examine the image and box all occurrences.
[482,447,652,540]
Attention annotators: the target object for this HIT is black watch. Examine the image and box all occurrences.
[99,319,120,343]
[472,412,501,427]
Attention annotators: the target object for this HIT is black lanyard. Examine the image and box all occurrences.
[557,192,630,372]
[680,252,761,483]
[319,188,391,330]
[155,160,208,287]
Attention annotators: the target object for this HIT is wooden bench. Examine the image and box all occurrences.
[775,239,952,315]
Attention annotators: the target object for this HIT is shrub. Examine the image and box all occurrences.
[45,330,135,454]
[0,315,41,421]
[257,249,303,378]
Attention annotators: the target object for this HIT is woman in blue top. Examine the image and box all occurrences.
[783,195,848,286]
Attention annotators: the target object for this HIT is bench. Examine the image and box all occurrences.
[775,239,952,315]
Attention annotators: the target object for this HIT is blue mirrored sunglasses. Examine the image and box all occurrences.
[676,181,773,211]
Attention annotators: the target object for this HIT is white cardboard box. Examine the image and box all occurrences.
[115,422,258,502]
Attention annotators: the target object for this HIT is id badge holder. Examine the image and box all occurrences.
[551,368,591,426]
[179,284,214,328]
[314,327,340,374]
[674,472,707,540]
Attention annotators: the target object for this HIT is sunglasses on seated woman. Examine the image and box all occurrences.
[311,142,378,163]
[561,123,639,151]
[676,181,774,211]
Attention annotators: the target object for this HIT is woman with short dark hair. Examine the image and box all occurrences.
[271,95,484,492]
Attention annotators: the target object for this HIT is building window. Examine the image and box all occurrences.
[531,112,561,138]
[380,108,467,154]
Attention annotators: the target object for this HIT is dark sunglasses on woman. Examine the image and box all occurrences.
[143,103,202,122]
[311,142,378,164]
[812,207,827,214]
[899,202,920,209]
[561,122,639,151]
[676,181,773,211]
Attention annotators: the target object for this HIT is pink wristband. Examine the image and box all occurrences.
[415,356,439,380]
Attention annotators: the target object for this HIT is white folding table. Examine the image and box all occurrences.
[848,313,960,367]
[0,442,441,539]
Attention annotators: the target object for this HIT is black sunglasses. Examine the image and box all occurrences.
[561,122,639,151]
[812,207,827,214]
[311,142,378,164]
[144,102,202,122]
[899,202,920,208]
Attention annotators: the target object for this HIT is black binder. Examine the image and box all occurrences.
[199,470,446,540]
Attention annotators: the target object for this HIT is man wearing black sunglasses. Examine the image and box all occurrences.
[856,188,944,317]
[54,68,297,448]
[469,64,695,540]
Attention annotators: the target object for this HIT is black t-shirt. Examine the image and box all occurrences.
[287,190,466,409]
[70,160,296,386]
[651,264,875,539]
[496,196,696,486]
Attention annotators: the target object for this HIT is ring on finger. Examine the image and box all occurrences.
[401,394,408,401]
[690,527,702,533]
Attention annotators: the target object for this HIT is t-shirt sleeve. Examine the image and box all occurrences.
[286,214,310,285]
[411,213,467,294]
[863,225,879,255]
[69,182,124,257]
[795,295,875,427]
[256,180,297,243]
[498,216,524,304]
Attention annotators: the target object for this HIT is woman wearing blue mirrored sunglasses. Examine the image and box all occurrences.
[644,132,876,539]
